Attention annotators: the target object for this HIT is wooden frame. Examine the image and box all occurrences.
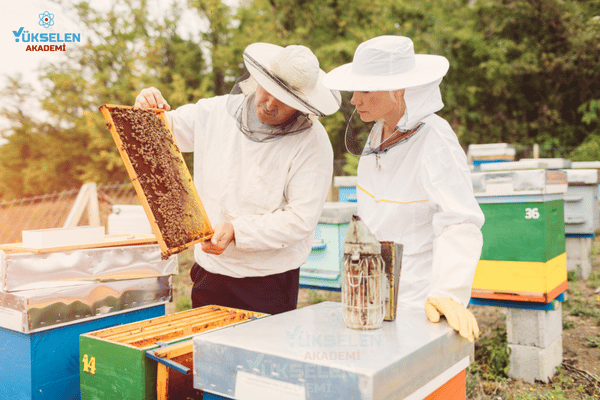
[100,104,213,259]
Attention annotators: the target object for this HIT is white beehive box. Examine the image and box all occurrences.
[22,226,105,249]
[107,205,153,235]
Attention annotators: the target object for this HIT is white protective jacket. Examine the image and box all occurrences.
[357,82,485,310]
[166,94,334,277]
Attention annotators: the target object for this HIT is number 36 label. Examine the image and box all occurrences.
[525,207,540,219]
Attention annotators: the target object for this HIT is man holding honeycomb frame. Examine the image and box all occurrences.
[135,43,341,315]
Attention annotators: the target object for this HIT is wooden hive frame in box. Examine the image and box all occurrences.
[100,104,213,259]
[80,305,267,400]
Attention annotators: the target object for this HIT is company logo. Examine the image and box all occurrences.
[12,11,82,52]
[39,11,54,28]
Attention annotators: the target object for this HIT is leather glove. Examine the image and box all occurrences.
[425,297,479,343]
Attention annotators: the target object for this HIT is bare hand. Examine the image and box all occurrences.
[201,222,235,255]
[134,87,171,110]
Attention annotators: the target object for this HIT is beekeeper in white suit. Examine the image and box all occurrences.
[323,35,485,342]
[134,43,340,315]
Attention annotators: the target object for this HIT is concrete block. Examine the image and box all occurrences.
[566,236,592,279]
[507,303,562,348]
[508,336,562,383]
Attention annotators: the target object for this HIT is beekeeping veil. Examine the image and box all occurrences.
[227,43,341,142]
[322,36,450,155]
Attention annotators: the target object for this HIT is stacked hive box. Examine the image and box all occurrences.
[471,160,569,383]
[563,169,600,279]
[0,236,175,399]
[467,143,516,169]
[471,166,568,303]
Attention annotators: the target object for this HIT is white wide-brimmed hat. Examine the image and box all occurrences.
[243,43,341,117]
[323,36,449,91]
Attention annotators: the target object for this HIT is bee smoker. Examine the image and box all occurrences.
[342,215,385,330]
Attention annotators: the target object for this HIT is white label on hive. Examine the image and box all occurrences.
[0,306,24,332]
[235,370,305,400]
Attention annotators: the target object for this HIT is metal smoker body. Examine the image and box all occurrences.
[342,215,385,330]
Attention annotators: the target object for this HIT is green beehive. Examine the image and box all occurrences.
[80,305,266,400]
[471,168,568,302]
[479,199,565,263]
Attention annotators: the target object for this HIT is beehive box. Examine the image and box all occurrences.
[79,305,266,400]
[467,143,515,166]
[333,176,358,203]
[0,305,165,400]
[100,104,213,259]
[194,302,473,400]
[563,169,600,236]
[299,202,356,291]
[471,169,568,302]
[147,340,198,400]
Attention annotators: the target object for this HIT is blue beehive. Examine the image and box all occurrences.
[0,306,165,400]
[0,240,174,400]
[299,202,357,291]
[333,176,357,203]
[467,143,515,168]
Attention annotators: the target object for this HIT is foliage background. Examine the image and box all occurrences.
[1,0,599,200]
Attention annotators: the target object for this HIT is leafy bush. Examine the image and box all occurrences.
[473,325,511,380]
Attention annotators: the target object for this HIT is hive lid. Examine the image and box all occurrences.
[0,234,158,254]
[192,301,473,400]
[0,242,176,292]
[0,277,171,333]
[480,158,571,171]
[564,169,600,185]
[472,169,568,196]
[572,161,600,169]
[333,175,358,187]
[319,202,357,224]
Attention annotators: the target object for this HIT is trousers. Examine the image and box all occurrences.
[190,263,300,315]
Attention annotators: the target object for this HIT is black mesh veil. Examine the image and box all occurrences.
[343,91,425,156]
[226,70,313,143]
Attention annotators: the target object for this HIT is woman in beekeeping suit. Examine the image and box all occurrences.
[323,35,485,342]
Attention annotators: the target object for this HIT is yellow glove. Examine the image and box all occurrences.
[425,297,479,343]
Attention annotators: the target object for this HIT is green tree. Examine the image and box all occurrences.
[438,0,600,157]
[0,0,211,200]
[2,0,599,200]
[231,0,412,160]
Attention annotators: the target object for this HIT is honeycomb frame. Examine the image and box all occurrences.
[100,104,213,258]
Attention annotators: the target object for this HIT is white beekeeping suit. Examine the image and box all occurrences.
[324,35,485,342]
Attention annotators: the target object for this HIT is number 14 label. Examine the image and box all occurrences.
[525,208,540,219]
[82,354,96,375]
